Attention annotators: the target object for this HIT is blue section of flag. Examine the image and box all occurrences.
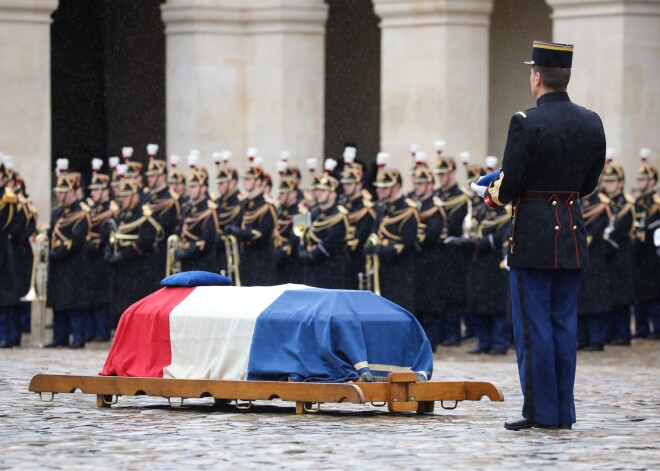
[477,169,502,187]
[160,271,233,287]
[246,289,433,382]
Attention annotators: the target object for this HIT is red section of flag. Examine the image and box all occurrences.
[99,287,194,377]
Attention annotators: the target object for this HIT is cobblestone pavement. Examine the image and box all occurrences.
[1,333,659,470]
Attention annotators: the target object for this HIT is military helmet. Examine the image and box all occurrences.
[412,167,435,184]
[145,158,167,177]
[242,164,264,180]
[314,174,339,192]
[341,165,363,184]
[602,165,624,182]
[187,166,209,187]
[54,172,82,193]
[435,157,457,175]
[278,178,297,194]
[167,169,185,185]
[216,166,238,183]
[638,164,658,181]
[374,168,402,188]
[115,177,140,197]
[125,161,143,178]
[88,173,111,190]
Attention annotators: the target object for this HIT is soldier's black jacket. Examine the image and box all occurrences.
[0,186,20,307]
[301,203,349,289]
[605,190,636,307]
[341,192,376,290]
[374,195,420,313]
[633,191,660,303]
[87,199,117,307]
[413,193,446,314]
[214,189,242,274]
[273,201,300,284]
[578,192,612,314]
[466,206,511,315]
[488,91,606,269]
[436,183,469,305]
[177,196,219,273]
[47,200,92,311]
[233,193,277,286]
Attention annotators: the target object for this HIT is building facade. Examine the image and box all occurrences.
[1,0,659,221]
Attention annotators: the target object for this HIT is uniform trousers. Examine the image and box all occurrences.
[577,313,606,347]
[10,306,21,346]
[605,305,631,342]
[510,268,581,426]
[52,309,85,346]
[634,301,660,337]
[0,307,11,344]
[441,304,463,344]
[474,313,508,352]
[21,301,31,333]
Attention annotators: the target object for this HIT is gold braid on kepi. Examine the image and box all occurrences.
[524,40,574,68]
[53,172,82,193]
[373,168,401,188]
[434,157,456,175]
[412,167,434,184]
[602,165,624,182]
[314,174,339,192]
[638,164,658,181]
[187,166,209,187]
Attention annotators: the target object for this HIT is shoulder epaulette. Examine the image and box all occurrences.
[110,200,120,215]
[169,190,180,201]
[209,191,219,201]
[598,193,611,205]
[142,204,153,218]
[653,194,660,205]
[364,199,374,209]
[515,111,527,119]
[208,200,218,210]
[361,189,373,201]
[624,193,635,205]
[238,193,247,202]
[405,198,417,209]
[2,187,17,204]
[460,186,471,197]
[337,205,348,215]
[143,187,150,194]
[80,201,91,213]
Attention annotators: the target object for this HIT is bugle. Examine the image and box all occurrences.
[292,212,311,239]
[21,232,49,347]
[360,233,381,296]
[165,234,182,277]
[222,234,241,286]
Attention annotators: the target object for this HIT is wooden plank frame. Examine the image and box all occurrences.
[29,373,504,415]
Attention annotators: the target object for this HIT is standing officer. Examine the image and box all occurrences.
[225,163,277,286]
[214,160,243,277]
[145,145,181,281]
[299,170,349,289]
[412,166,446,348]
[477,41,605,430]
[365,165,420,315]
[435,156,470,346]
[601,165,636,345]
[339,161,376,290]
[0,160,19,348]
[576,190,612,351]
[46,172,92,348]
[86,163,117,341]
[273,176,302,284]
[633,163,660,339]
[464,203,511,355]
[105,175,164,321]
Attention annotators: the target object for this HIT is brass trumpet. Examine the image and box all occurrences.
[222,234,241,286]
[359,233,381,296]
[21,232,49,347]
[292,212,311,239]
[166,234,182,277]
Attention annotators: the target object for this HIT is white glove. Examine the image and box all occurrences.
[471,182,487,198]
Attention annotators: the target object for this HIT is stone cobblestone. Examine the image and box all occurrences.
[1,335,659,470]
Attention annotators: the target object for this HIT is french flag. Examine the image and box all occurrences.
[100,273,433,383]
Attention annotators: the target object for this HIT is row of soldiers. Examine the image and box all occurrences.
[1,145,659,351]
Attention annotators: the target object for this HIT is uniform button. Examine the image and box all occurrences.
[554,226,560,231]
[569,201,574,205]
[573,225,577,230]
[552,201,557,206]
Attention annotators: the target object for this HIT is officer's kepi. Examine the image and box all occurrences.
[524,41,574,68]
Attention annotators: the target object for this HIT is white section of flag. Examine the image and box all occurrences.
[163,284,308,380]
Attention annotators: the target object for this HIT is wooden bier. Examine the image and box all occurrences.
[29,373,503,415]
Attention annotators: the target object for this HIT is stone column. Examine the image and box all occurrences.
[372,0,494,177]
[161,0,327,178]
[243,1,327,175]
[0,0,58,222]
[161,0,246,167]
[547,0,660,184]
